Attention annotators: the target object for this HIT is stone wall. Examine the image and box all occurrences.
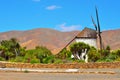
[0,62,120,69]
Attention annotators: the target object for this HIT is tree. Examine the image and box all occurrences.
[0,45,8,60]
[69,42,90,60]
[24,49,36,63]
[88,47,100,62]
[56,48,72,59]
[106,45,110,52]
[35,46,52,63]
[10,38,20,57]
[0,38,21,60]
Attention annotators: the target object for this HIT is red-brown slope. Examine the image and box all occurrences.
[101,29,120,50]
[0,28,79,54]
[0,28,119,54]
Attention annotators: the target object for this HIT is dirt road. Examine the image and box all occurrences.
[0,71,120,80]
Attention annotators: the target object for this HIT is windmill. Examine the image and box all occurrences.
[91,7,103,51]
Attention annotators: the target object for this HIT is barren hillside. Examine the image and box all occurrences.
[0,28,119,54]
[0,28,79,54]
[101,29,120,50]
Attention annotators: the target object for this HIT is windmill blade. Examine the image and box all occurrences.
[91,16,97,31]
[95,7,103,50]
[95,7,101,33]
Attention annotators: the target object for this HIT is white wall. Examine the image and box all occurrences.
[75,38,97,48]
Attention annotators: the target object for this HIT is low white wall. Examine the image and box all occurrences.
[75,38,97,48]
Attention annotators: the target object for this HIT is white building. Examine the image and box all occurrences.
[57,27,97,62]
[75,27,97,48]
[63,27,97,63]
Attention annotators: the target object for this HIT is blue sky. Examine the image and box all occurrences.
[0,0,120,32]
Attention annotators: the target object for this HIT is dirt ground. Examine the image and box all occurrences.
[0,71,120,80]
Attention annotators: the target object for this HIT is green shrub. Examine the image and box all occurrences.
[107,53,118,60]
[25,50,35,59]
[43,56,55,64]
[74,60,85,63]
[101,50,110,58]
[115,57,120,61]
[97,50,120,62]
[0,57,5,61]
[88,48,100,62]
[97,58,113,62]
[56,48,72,59]
[54,59,63,64]
[104,59,113,62]
[116,50,120,57]
[55,48,74,63]
[35,46,52,63]
[63,58,74,63]
[13,56,24,62]
[106,45,111,51]
[30,58,40,64]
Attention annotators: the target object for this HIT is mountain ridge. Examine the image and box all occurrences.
[0,28,120,54]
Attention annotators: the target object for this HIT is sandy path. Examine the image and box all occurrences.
[0,71,120,80]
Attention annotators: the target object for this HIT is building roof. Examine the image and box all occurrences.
[76,27,97,38]
[55,27,97,54]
